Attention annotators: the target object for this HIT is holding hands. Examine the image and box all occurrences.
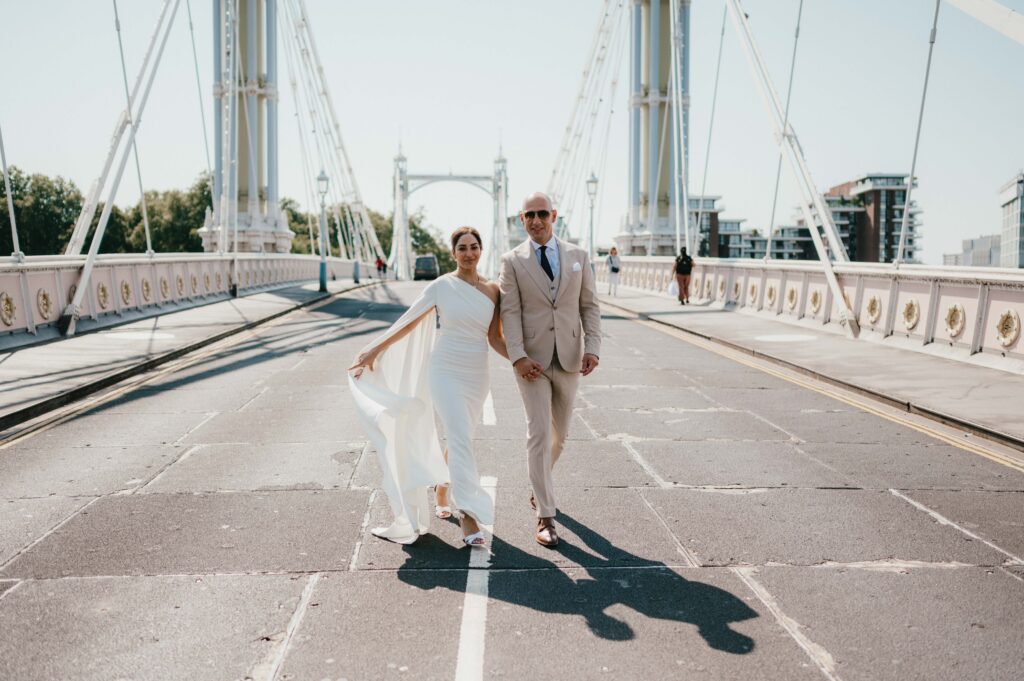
[513,357,545,382]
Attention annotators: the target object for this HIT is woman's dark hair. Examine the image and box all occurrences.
[450,226,483,252]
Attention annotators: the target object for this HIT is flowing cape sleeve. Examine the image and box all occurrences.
[347,282,449,539]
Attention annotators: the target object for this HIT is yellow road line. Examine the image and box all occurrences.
[625,313,1024,475]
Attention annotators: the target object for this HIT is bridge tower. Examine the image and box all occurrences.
[199,0,292,254]
[618,0,691,257]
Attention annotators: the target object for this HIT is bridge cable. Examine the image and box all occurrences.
[0,123,23,260]
[112,0,154,254]
[894,0,941,266]
[284,0,369,261]
[593,7,630,251]
[282,0,350,258]
[764,0,805,261]
[279,2,323,255]
[694,5,728,260]
[184,0,213,203]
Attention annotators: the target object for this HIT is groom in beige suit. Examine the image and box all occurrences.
[499,192,602,547]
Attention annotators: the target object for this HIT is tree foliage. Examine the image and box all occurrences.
[2,167,455,270]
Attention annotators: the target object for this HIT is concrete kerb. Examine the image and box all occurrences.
[0,280,382,435]
[599,297,1024,453]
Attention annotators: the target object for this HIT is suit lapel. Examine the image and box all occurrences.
[553,238,572,305]
[517,240,554,301]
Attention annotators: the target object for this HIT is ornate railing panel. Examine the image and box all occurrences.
[598,256,1024,371]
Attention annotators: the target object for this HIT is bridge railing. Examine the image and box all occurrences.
[600,256,1024,370]
[0,253,371,342]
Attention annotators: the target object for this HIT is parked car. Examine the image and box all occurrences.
[413,253,439,280]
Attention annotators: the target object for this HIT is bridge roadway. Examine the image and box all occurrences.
[1,281,1022,680]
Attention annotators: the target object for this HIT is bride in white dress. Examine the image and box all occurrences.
[348,227,508,546]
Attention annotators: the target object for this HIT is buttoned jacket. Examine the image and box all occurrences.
[498,237,602,371]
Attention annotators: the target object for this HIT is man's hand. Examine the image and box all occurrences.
[580,353,600,377]
[513,357,544,382]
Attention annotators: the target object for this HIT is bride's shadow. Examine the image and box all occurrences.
[397,512,756,654]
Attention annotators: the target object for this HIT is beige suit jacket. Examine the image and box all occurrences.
[498,237,602,371]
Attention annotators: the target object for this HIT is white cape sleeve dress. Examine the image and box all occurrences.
[347,281,449,544]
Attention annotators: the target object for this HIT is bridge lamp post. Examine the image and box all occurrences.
[317,169,329,293]
[586,173,599,269]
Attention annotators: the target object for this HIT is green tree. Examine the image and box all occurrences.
[125,173,211,252]
[0,166,82,255]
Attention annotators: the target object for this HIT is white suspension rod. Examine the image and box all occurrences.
[694,5,727,260]
[894,0,941,266]
[764,0,804,261]
[725,0,858,336]
[0,123,22,260]
[62,0,182,335]
[112,0,154,255]
[185,0,213,185]
[66,0,173,255]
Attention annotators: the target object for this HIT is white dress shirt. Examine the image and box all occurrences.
[530,236,560,279]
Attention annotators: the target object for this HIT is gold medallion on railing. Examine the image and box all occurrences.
[190,274,198,294]
[902,299,920,331]
[97,283,109,310]
[120,281,131,305]
[160,277,170,299]
[766,285,777,306]
[176,275,185,296]
[141,279,152,302]
[719,279,726,298]
[704,279,713,298]
[0,292,14,326]
[996,309,1020,348]
[36,289,52,319]
[216,272,223,289]
[68,284,77,305]
[786,287,798,310]
[945,303,966,338]
[866,295,881,324]
[204,273,211,292]
[691,277,700,295]
[810,290,822,314]
[733,281,741,301]
[748,283,758,305]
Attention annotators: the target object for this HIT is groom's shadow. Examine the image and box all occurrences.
[397,512,756,654]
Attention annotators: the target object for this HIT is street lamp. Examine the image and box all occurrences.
[317,169,329,293]
[586,172,599,266]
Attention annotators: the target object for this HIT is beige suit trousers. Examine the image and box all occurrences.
[515,351,580,518]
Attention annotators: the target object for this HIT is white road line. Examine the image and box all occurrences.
[348,489,378,571]
[135,444,204,493]
[454,475,497,681]
[732,567,842,681]
[620,438,672,489]
[237,386,269,412]
[0,496,102,571]
[259,572,320,681]
[172,411,219,445]
[482,391,496,426]
[635,489,700,567]
[889,489,1024,565]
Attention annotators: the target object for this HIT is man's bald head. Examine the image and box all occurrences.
[520,192,557,245]
[521,192,553,212]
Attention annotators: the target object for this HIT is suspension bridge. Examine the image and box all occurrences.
[1,1,1023,680]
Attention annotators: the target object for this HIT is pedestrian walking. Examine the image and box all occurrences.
[605,247,621,296]
[675,247,693,305]
[375,256,384,278]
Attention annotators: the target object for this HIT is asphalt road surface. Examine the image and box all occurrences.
[1,281,1021,680]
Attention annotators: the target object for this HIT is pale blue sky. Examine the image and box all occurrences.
[2,1,1022,263]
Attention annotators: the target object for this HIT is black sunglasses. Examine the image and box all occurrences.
[523,210,551,220]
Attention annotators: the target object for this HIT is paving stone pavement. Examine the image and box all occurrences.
[1,281,1022,680]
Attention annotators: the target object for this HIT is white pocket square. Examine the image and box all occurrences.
[572,262,582,273]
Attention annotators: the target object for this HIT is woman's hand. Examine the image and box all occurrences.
[348,349,379,379]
